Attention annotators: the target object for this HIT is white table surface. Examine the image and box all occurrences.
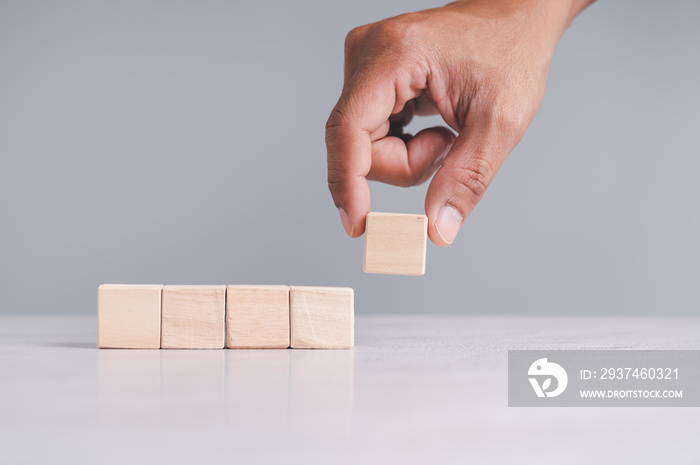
[0,315,698,464]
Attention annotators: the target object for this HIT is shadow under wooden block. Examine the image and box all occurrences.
[363,212,427,276]
[226,285,290,349]
[97,284,163,349]
[161,285,226,349]
[290,286,354,349]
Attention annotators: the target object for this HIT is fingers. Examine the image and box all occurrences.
[367,127,455,187]
[413,92,439,116]
[326,77,397,238]
[331,19,432,237]
[388,99,415,128]
[425,107,526,246]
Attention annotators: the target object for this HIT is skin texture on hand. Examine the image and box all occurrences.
[326,0,594,246]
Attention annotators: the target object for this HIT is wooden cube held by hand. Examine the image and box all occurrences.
[363,212,428,276]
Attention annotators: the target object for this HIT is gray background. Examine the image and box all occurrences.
[1,1,698,315]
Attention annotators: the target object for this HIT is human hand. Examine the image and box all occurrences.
[326,0,593,245]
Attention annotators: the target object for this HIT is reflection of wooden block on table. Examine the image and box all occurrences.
[225,350,290,429]
[97,284,163,349]
[226,285,290,349]
[161,285,226,349]
[290,286,353,349]
[363,212,427,276]
[288,350,354,430]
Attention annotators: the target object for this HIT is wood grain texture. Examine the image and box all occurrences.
[290,286,353,349]
[97,284,162,349]
[161,285,226,349]
[363,212,427,276]
[227,285,290,349]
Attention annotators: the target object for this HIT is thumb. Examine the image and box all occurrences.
[424,108,524,246]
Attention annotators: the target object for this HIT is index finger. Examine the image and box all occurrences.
[325,77,396,237]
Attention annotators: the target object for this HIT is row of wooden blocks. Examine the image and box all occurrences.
[97,285,353,350]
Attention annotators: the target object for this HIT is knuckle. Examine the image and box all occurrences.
[373,15,419,45]
[325,106,346,133]
[344,25,368,53]
[327,166,344,190]
[374,19,407,42]
[451,158,494,201]
[366,15,428,66]
[488,102,529,141]
[327,179,339,193]
[327,179,342,201]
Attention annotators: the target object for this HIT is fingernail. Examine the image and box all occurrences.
[338,208,354,237]
[434,205,463,245]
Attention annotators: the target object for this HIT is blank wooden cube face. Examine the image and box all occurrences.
[363,212,428,276]
[227,285,290,349]
[161,285,226,349]
[97,284,162,349]
[290,286,353,349]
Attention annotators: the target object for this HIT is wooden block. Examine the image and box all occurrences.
[97,284,162,349]
[363,212,427,276]
[290,286,353,349]
[227,285,290,349]
[161,285,226,349]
